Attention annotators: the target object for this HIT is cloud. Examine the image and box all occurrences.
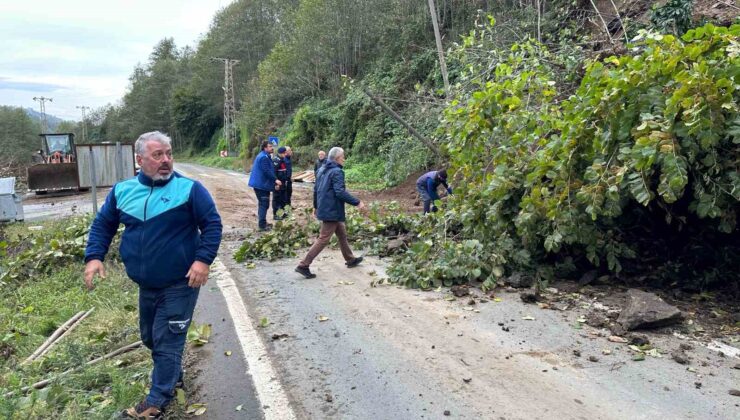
[0,78,67,92]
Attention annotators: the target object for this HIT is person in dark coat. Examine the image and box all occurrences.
[248,140,281,231]
[416,169,452,213]
[295,147,365,279]
[272,146,290,219]
[284,146,293,207]
[314,150,326,173]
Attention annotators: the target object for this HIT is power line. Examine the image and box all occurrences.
[76,106,90,142]
[211,57,240,154]
[33,96,53,133]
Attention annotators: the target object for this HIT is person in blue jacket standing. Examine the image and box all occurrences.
[416,169,452,213]
[295,147,365,279]
[248,140,281,231]
[84,131,222,419]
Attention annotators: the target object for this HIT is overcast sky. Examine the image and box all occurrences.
[0,0,228,121]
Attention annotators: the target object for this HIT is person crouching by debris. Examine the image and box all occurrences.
[84,131,223,419]
[272,146,290,219]
[416,169,452,213]
[296,147,365,279]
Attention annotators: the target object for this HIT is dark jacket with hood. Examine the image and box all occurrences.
[313,160,359,222]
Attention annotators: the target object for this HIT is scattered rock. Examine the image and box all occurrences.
[586,313,609,328]
[609,323,627,337]
[671,350,690,365]
[617,289,684,331]
[467,299,476,306]
[451,285,470,297]
[729,389,740,397]
[733,364,740,370]
[573,349,582,357]
[386,238,406,252]
[588,356,599,362]
[443,410,451,416]
[694,382,702,389]
[507,272,534,288]
[520,287,539,304]
[325,394,333,403]
[679,343,694,351]
[578,270,598,286]
[627,334,650,346]
[608,336,628,343]
[271,333,289,340]
[462,377,472,383]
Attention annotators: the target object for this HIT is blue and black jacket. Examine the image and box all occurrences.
[248,151,277,192]
[85,171,223,289]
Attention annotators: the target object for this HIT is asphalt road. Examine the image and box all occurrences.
[18,162,740,419]
[176,162,740,420]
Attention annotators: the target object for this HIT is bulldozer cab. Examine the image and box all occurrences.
[27,133,80,193]
[42,133,76,163]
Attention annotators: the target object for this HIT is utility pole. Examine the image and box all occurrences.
[427,0,450,99]
[33,96,53,133]
[76,106,90,142]
[211,57,240,154]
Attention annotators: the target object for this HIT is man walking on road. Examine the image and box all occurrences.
[314,150,326,173]
[83,131,223,419]
[249,140,281,231]
[416,169,452,214]
[296,147,365,279]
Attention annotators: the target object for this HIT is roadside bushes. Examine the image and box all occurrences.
[390,22,740,289]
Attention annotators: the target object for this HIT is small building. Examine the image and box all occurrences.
[0,177,24,222]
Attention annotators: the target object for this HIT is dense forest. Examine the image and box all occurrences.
[4,0,736,287]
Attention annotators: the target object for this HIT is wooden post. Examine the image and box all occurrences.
[427,0,450,99]
[89,147,98,214]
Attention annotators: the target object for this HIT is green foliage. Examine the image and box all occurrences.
[343,158,386,190]
[0,216,121,286]
[234,208,318,262]
[651,0,694,35]
[0,106,41,165]
[392,22,739,289]
[0,218,150,418]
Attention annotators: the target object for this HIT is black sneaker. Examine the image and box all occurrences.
[295,266,316,279]
[259,225,273,232]
[122,400,163,419]
[346,256,363,268]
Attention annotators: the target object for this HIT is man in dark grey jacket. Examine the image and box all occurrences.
[296,147,365,278]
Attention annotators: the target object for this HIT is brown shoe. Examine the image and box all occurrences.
[122,401,163,419]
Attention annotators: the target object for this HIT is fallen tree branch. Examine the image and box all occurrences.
[589,0,615,45]
[37,308,95,359]
[5,340,143,397]
[22,311,86,365]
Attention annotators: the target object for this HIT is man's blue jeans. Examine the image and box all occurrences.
[139,282,199,408]
[254,188,271,228]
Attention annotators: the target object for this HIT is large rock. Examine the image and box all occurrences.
[617,289,684,331]
[507,272,534,289]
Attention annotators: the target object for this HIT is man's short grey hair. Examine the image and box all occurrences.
[327,147,344,161]
[135,131,172,155]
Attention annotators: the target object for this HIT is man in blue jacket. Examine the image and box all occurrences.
[295,147,365,278]
[84,131,222,419]
[248,140,281,231]
[416,169,452,213]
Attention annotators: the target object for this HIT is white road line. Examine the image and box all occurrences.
[211,258,296,420]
